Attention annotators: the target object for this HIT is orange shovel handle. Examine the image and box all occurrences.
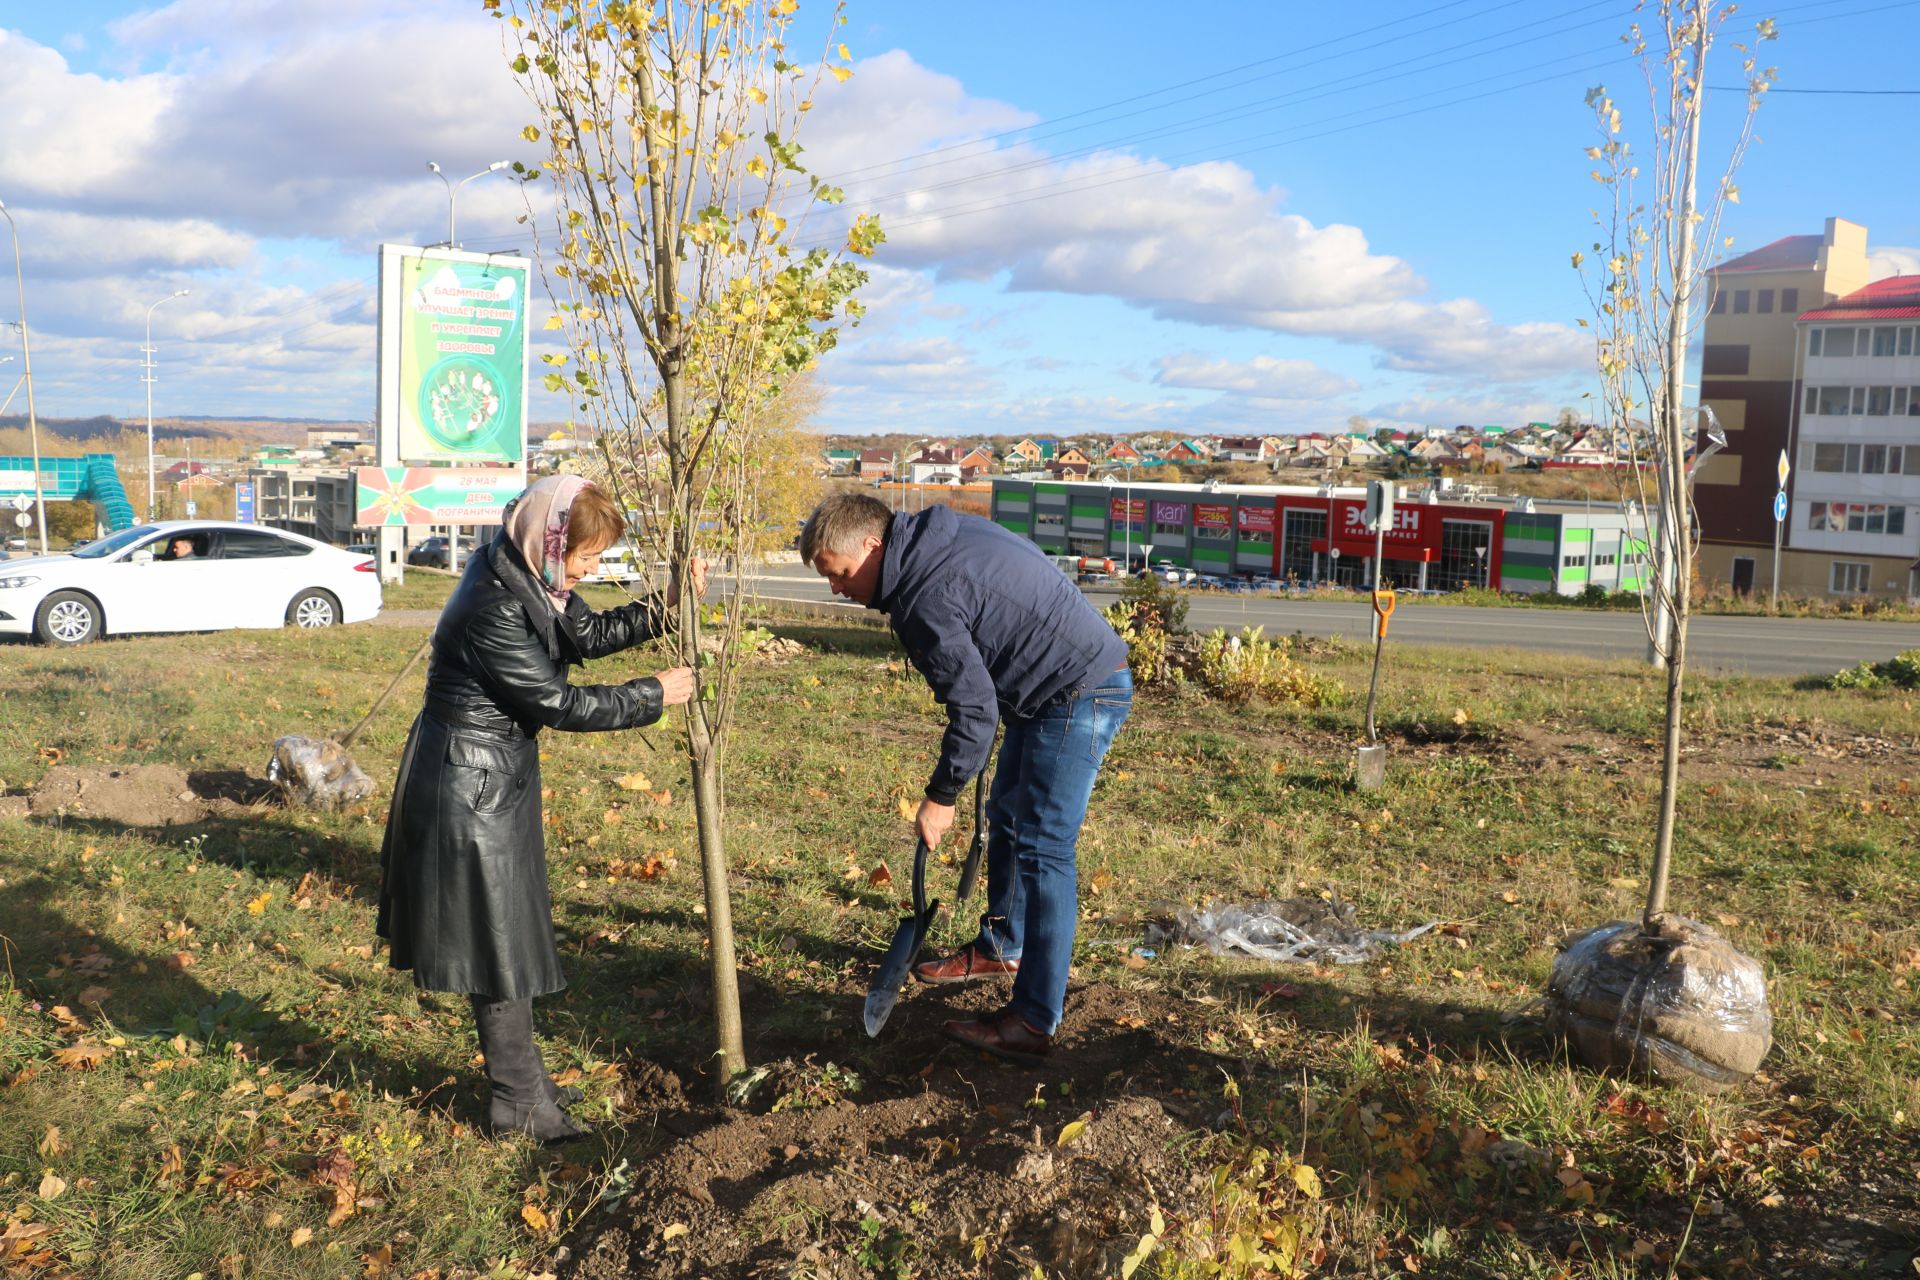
[1372,587,1397,637]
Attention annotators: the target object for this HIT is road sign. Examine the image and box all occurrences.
[9,495,29,512]
[1364,480,1397,532]
[1773,491,1788,523]
[184,500,198,517]
[13,512,30,529]
[1776,449,1791,489]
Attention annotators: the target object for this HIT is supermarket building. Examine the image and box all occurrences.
[989,478,1650,595]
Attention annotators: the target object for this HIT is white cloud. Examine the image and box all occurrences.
[1868,246,1920,282]
[1154,352,1356,400]
[804,53,1586,380]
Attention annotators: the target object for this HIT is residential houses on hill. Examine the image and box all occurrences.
[821,422,1636,486]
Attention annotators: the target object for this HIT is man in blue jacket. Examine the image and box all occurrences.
[800,492,1132,1063]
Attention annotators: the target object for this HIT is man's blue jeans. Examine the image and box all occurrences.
[974,668,1132,1034]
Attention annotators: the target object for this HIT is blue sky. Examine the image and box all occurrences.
[2,0,1915,436]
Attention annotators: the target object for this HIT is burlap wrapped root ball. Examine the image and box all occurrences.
[1545,914,1772,1091]
[267,735,375,811]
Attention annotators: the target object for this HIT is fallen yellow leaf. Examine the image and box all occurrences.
[290,1226,313,1248]
[897,795,917,822]
[246,892,272,915]
[613,771,652,792]
[37,1171,67,1201]
[1056,1114,1091,1146]
[521,1202,551,1232]
[662,1222,690,1241]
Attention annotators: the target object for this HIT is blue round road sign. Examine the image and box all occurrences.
[1773,491,1788,522]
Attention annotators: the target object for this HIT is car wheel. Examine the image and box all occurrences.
[35,590,102,646]
[286,589,341,629]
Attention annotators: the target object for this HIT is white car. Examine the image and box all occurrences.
[0,521,382,646]
[577,541,647,586]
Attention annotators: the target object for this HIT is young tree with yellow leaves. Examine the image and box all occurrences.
[494,0,879,1082]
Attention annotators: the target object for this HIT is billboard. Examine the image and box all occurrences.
[355,466,527,527]
[235,481,255,524]
[380,246,530,467]
[1194,502,1231,536]
[1107,496,1146,528]
[1236,504,1275,534]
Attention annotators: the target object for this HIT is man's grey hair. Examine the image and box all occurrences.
[799,491,893,563]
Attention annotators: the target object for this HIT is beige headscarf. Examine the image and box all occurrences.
[503,474,589,608]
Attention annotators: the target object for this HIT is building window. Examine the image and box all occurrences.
[1852,387,1868,414]
[1782,287,1799,312]
[1808,502,1831,531]
[1863,445,1888,475]
[1733,290,1750,313]
[1815,386,1851,415]
[1757,288,1774,313]
[1711,290,1727,314]
[1562,552,1588,567]
[1035,512,1064,531]
[1869,386,1894,416]
[1832,561,1872,594]
[1152,519,1184,536]
[1873,327,1899,357]
[1901,327,1915,356]
[1703,344,1750,375]
[1593,552,1617,567]
[1811,443,1845,472]
[1898,388,1913,416]
[1809,329,1822,357]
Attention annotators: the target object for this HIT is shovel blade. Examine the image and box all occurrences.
[863,915,922,1037]
[1354,743,1387,791]
[863,901,942,1038]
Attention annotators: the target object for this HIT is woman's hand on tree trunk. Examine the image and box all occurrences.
[654,666,697,706]
[665,557,710,608]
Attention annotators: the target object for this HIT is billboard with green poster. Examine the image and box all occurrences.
[384,248,530,466]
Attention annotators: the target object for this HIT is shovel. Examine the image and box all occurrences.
[864,836,938,1037]
[865,767,990,1038]
[1354,585,1396,792]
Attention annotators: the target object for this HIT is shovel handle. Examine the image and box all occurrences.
[1371,586,1397,638]
[956,767,989,901]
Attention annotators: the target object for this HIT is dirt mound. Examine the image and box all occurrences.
[27,763,209,827]
[570,983,1221,1280]
[11,764,281,827]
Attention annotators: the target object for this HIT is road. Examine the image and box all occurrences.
[724,565,1920,677]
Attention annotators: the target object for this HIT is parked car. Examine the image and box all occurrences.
[0,521,382,646]
[578,542,645,585]
[5,537,26,551]
[406,536,451,569]
[1193,574,1227,590]
[1076,570,1114,586]
[345,542,377,557]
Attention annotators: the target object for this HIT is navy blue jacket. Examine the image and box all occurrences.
[872,506,1128,804]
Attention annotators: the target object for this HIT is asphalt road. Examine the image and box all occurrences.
[729,565,1920,677]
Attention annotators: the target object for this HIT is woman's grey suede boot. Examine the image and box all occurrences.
[471,996,589,1143]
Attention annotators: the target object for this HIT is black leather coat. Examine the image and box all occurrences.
[377,534,668,1000]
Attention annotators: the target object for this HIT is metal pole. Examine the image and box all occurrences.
[1,201,48,555]
[1770,509,1782,610]
[143,290,188,520]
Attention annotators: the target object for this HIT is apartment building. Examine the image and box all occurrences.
[1788,275,1920,599]
[1696,217,1871,593]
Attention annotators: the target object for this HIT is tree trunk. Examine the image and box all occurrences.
[1643,608,1685,922]
[688,714,745,1082]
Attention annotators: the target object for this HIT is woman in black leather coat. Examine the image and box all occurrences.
[377,475,702,1142]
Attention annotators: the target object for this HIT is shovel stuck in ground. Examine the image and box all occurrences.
[864,770,989,1037]
[1354,586,1396,791]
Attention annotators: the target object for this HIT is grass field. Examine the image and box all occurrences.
[0,602,1915,1278]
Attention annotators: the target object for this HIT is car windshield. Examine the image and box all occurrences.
[71,526,161,559]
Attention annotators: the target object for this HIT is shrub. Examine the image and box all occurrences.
[1118,573,1190,632]
[1828,648,1920,690]
[1104,599,1178,690]
[1191,626,1341,708]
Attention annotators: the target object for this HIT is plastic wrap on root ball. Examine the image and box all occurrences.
[1545,914,1772,1091]
[267,735,374,810]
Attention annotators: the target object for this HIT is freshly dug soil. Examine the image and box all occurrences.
[26,763,210,827]
[570,982,1224,1280]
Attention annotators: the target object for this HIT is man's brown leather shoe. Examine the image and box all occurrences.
[912,945,1019,986]
[942,1010,1052,1065]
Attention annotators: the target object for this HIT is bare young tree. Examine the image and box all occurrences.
[1574,0,1774,920]
[496,0,878,1081]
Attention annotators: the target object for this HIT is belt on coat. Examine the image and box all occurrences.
[423,698,531,739]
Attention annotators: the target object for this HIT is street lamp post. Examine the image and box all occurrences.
[426,160,510,249]
[144,289,190,519]
[0,199,49,554]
